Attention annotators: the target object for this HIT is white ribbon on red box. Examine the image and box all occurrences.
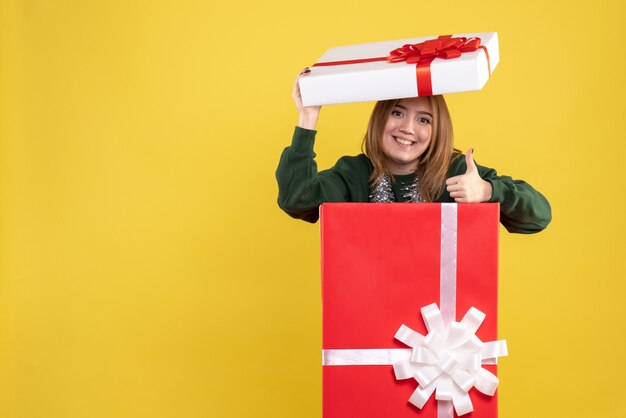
[322,203,508,417]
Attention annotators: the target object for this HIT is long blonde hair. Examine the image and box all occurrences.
[362,95,459,202]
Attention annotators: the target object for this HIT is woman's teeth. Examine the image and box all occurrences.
[395,137,413,145]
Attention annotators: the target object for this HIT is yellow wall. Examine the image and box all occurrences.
[1,1,625,417]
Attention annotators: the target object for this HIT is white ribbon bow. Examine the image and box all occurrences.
[393,303,508,416]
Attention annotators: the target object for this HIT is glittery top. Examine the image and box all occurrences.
[369,173,422,203]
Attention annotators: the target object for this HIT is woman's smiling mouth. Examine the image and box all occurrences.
[394,136,414,146]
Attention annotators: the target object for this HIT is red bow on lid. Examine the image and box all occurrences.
[387,36,486,64]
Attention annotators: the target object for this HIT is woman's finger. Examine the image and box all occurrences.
[293,69,313,108]
[445,175,462,186]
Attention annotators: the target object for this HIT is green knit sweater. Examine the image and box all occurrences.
[276,127,551,234]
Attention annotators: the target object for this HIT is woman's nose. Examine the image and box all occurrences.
[399,118,416,134]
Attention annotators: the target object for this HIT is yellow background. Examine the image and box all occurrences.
[1,0,625,417]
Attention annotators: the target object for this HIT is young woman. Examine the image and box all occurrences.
[276,71,551,234]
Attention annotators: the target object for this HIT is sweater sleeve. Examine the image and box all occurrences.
[449,154,552,234]
[275,126,367,223]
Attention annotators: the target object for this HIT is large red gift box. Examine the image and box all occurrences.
[320,203,503,418]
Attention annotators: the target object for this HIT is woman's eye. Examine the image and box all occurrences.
[391,110,403,117]
[418,117,432,124]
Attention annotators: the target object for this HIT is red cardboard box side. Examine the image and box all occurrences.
[320,203,499,418]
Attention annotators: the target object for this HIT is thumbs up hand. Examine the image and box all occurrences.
[445,149,493,203]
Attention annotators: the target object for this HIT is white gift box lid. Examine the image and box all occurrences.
[299,32,499,106]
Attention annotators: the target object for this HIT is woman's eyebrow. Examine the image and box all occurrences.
[394,104,433,117]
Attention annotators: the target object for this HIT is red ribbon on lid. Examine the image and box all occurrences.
[313,35,491,97]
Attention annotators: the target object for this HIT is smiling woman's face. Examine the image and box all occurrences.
[381,97,433,175]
